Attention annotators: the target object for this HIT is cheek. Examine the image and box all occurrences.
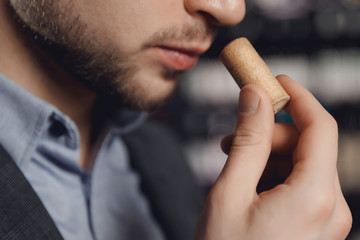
[77,0,186,51]
[77,2,144,49]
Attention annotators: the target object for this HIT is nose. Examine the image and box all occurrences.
[184,0,245,26]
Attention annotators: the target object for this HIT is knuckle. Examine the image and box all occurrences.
[338,214,352,238]
[322,113,339,137]
[232,126,267,148]
[316,196,335,218]
[327,115,338,133]
[302,189,336,221]
[343,214,353,237]
[336,200,353,237]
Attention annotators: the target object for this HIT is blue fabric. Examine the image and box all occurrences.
[0,74,165,240]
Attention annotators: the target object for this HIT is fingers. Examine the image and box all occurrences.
[215,84,274,197]
[206,75,350,240]
[221,124,299,156]
[274,76,350,238]
[277,75,338,187]
[271,123,299,154]
[221,134,233,155]
[217,75,338,198]
[221,123,297,193]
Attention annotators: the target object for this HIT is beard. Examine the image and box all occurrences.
[9,0,215,111]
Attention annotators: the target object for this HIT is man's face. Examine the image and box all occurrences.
[10,0,245,110]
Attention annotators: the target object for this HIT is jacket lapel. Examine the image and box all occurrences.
[123,121,204,240]
[0,144,64,240]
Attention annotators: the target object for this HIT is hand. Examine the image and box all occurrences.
[194,75,352,240]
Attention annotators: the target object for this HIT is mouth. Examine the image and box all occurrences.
[153,44,209,71]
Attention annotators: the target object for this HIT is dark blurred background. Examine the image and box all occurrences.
[150,0,360,238]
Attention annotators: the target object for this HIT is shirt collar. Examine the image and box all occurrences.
[109,108,147,135]
[0,73,146,166]
[0,74,57,166]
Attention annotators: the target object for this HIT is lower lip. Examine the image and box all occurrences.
[154,47,199,71]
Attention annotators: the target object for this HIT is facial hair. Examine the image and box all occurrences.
[9,0,216,110]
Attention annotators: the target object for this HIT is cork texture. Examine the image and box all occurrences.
[220,37,290,114]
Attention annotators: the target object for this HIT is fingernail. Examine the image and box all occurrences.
[239,88,260,113]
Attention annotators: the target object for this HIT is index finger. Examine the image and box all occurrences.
[277,75,338,187]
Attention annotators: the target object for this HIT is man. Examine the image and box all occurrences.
[0,0,352,239]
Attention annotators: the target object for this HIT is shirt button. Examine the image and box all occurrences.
[48,120,67,138]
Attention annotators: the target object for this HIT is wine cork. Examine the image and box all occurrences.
[220,37,290,114]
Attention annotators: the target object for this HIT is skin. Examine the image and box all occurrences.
[7,0,243,110]
[0,0,244,167]
[196,76,352,239]
[0,0,352,239]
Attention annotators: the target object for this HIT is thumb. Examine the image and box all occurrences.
[217,84,275,197]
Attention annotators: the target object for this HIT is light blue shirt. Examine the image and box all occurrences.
[0,74,165,240]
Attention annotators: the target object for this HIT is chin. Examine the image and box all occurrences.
[136,87,176,111]
[110,78,177,112]
[127,71,180,110]
[118,92,173,112]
